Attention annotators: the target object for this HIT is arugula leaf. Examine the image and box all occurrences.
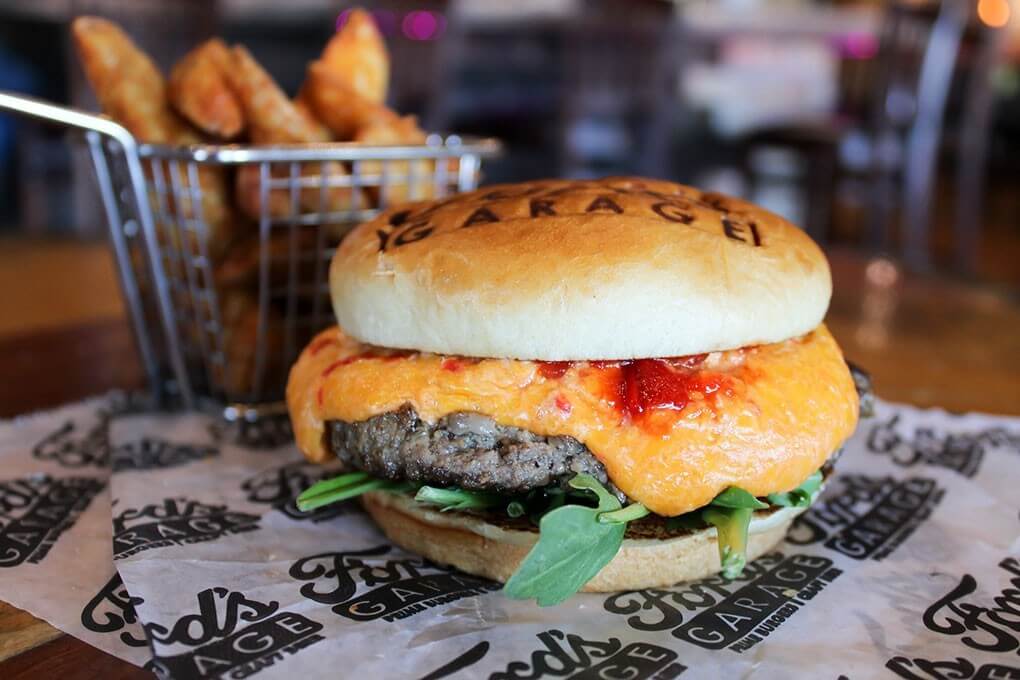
[711,487,769,510]
[568,474,621,511]
[504,506,625,606]
[666,512,707,531]
[531,490,565,526]
[703,506,752,579]
[503,475,624,606]
[415,486,503,512]
[301,471,371,497]
[598,502,649,525]
[767,471,824,508]
[296,472,412,512]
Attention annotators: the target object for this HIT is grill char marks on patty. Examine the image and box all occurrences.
[326,404,626,500]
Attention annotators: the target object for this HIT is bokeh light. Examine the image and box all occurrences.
[335,8,354,32]
[840,32,878,60]
[402,11,445,41]
[977,0,1011,28]
[338,9,446,40]
[866,257,900,288]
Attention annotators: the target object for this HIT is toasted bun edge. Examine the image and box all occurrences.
[362,491,805,592]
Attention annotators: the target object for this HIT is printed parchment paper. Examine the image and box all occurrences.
[1,394,1017,679]
[0,396,148,663]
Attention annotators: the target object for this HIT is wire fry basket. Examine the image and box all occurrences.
[0,91,500,419]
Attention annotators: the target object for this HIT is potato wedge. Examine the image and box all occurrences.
[169,38,244,139]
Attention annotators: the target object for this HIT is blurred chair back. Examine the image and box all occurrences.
[953,18,1007,274]
[743,0,996,274]
[856,0,968,269]
[559,0,679,177]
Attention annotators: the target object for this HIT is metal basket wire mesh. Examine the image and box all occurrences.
[0,91,500,419]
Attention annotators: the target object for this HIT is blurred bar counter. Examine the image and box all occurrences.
[0,236,123,337]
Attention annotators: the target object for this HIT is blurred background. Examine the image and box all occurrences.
[0,0,1018,339]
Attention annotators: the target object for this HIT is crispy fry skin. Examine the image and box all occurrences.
[226,45,330,144]
[294,87,334,142]
[217,287,284,398]
[321,8,389,104]
[304,60,397,140]
[304,8,390,139]
[226,47,360,219]
[72,17,238,259]
[354,113,440,204]
[234,164,290,220]
[215,229,347,290]
[356,112,429,145]
[168,164,238,260]
[169,38,244,139]
[234,161,363,221]
[71,16,196,144]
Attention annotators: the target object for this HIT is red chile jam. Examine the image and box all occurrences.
[540,354,730,422]
[611,358,730,418]
[308,336,340,356]
[537,361,572,379]
[320,350,416,378]
[441,358,465,372]
[316,349,416,406]
[321,356,362,378]
[554,394,572,414]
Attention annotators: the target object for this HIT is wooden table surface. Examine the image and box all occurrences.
[0,249,1018,678]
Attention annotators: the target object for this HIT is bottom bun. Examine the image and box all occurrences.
[362,491,807,592]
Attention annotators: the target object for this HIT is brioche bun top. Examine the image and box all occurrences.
[330,177,831,359]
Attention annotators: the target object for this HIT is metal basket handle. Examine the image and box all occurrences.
[0,90,191,408]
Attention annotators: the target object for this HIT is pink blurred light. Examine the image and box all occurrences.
[402,11,445,41]
[335,8,354,32]
[840,32,878,60]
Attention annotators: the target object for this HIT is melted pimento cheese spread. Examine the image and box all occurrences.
[287,325,858,516]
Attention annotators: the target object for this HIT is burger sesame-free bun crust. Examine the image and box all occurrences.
[363,491,804,592]
[331,177,831,359]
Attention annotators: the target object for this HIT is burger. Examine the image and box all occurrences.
[286,177,867,606]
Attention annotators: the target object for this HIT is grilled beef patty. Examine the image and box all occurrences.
[327,405,626,500]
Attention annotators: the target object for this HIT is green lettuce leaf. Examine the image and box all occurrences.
[711,486,769,510]
[503,474,625,606]
[569,474,620,508]
[767,471,824,508]
[703,506,752,579]
[598,502,650,524]
[296,472,412,512]
[665,512,707,531]
[414,486,503,512]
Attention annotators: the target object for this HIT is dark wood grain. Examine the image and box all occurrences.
[0,319,144,418]
[0,249,1017,677]
[2,636,153,680]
